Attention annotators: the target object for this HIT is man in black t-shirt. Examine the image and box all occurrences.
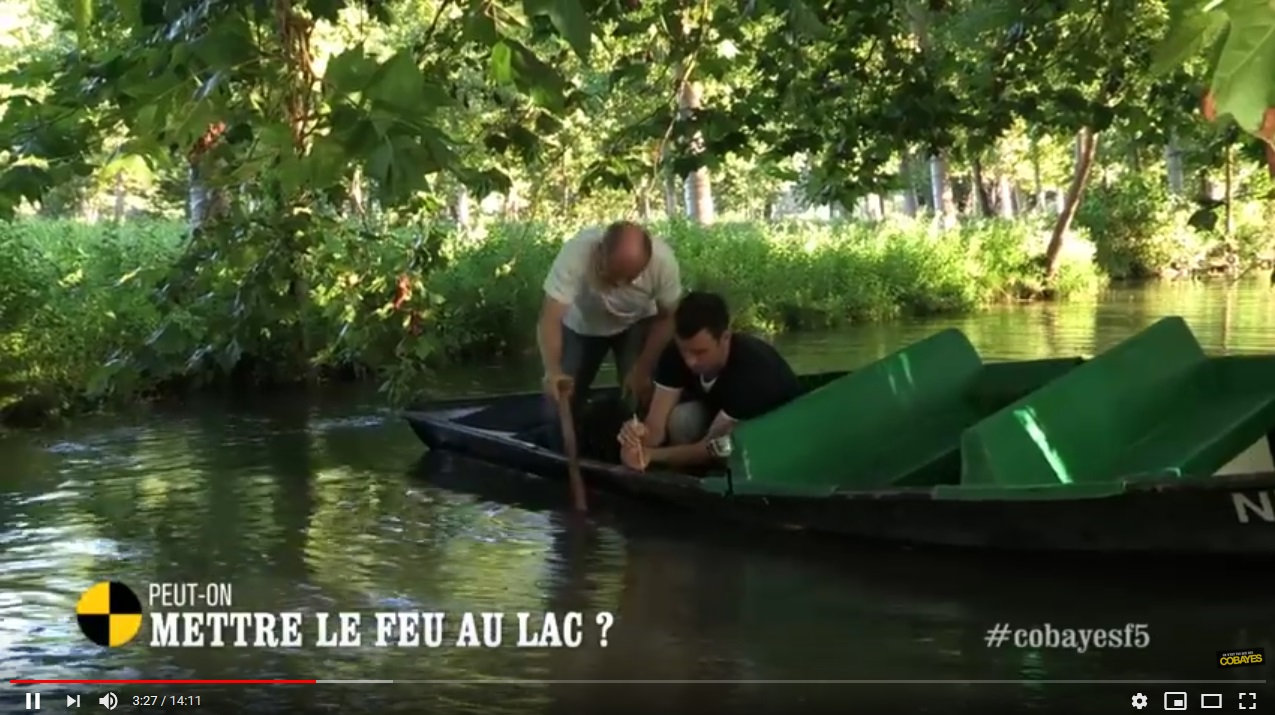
[616,291,801,471]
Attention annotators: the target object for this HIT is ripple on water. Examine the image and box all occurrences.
[308,415,386,432]
[44,441,100,455]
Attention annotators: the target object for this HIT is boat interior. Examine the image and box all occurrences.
[431,317,1275,498]
[727,317,1275,496]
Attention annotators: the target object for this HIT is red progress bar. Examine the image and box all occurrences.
[10,680,316,684]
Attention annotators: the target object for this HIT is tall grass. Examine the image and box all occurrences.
[0,216,1101,424]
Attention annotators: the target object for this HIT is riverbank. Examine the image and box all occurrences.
[0,216,1102,427]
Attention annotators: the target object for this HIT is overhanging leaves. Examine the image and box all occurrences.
[1151,0,1227,74]
[1208,0,1275,137]
[524,0,593,60]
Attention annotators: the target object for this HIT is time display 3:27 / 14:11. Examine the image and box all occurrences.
[132,696,201,706]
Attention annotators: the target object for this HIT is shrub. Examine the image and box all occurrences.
[1078,177,1205,279]
[0,215,1101,424]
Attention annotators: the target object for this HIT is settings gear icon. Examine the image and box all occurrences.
[1132,693,1149,709]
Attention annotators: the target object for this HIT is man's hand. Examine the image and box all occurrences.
[620,442,650,471]
[621,364,653,405]
[543,372,574,403]
[617,417,647,449]
[618,418,651,471]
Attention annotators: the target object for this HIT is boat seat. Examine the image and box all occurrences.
[960,317,1213,487]
[963,357,1087,415]
[1111,378,1275,478]
[849,408,978,488]
[728,328,984,494]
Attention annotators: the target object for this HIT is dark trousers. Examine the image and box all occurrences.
[542,318,652,451]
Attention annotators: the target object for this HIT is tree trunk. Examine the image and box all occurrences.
[929,153,955,227]
[1044,127,1100,280]
[187,164,227,232]
[275,0,320,384]
[112,172,126,222]
[678,79,715,224]
[663,172,679,218]
[455,185,471,228]
[971,158,993,217]
[905,3,952,226]
[901,151,919,217]
[865,193,884,221]
[348,167,366,218]
[1165,131,1185,195]
[1224,144,1234,236]
[1200,171,1219,201]
[1031,136,1045,212]
[997,175,1015,219]
[503,186,519,219]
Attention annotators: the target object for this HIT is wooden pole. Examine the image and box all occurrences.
[557,384,588,512]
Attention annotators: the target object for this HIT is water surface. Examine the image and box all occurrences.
[1,281,1272,714]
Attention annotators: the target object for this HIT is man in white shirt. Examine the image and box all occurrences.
[538,221,682,444]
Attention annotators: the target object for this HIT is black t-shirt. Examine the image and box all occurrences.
[652,333,801,421]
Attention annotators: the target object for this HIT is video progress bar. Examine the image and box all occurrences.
[316,679,1267,685]
[10,680,316,685]
[12,679,1268,686]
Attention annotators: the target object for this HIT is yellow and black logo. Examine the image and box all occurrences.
[1218,648,1265,668]
[75,581,142,647]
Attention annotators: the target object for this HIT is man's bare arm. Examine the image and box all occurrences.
[635,306,675,372]
[640,384,682,447]
[537,297,570,375]
[646,412,736,467]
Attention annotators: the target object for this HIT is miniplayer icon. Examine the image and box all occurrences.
[1164,692,1187,711]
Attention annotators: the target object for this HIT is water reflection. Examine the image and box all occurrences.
[1,280,1273,713]
[407,280,1275,399]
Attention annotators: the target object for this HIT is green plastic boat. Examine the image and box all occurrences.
[405,317,1275,555]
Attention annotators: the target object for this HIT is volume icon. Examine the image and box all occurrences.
[97,694,117,711]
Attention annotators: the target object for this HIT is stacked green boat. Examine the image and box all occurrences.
[724,317,1275,499]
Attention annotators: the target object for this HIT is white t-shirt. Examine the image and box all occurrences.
[543,227,682,336]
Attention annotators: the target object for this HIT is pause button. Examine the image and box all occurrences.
[25,693,41,710]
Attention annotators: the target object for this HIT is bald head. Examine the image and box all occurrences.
[599,221,652,284]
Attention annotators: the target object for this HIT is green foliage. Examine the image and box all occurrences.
[0,217,1099,424]
[1156,0,1275,142]
[1076,173,1275,279]
[1228,170,1275,265]
[0,219,179,418]
[4,0,1275,430]
[1077,176,1199,278]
